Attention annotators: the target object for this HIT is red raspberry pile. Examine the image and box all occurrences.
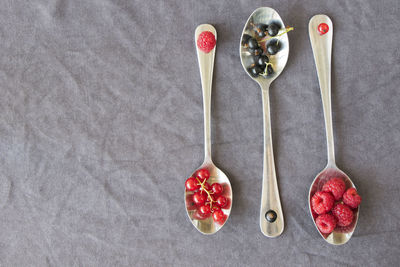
[311,177,362,234]
[185,168,229,224]
[197,31,216,53]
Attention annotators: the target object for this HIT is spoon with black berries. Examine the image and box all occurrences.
[239,7,293,237]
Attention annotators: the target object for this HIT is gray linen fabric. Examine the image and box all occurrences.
[0,0,399,266]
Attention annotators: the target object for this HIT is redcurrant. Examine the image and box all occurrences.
[185,195,197,211]
[318,23,329,35]
[196,169,210,182]
[193,191,207,206]
[185,177,200,191]
[201,181,212,192]
[199,205,211,216]
[211,183,223,196]
[216,195,227,208]
[212,210,225,222]
[211,205,221,212]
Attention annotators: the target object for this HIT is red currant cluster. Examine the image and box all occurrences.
[185,168,229,223]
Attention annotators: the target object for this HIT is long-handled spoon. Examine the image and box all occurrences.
[308,15,359,245]
[240,7,289,237]
[184,24,232,234]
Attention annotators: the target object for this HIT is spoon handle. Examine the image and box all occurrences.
[259,85,284,237]
[309,15,335,166]
[195,24,217,162]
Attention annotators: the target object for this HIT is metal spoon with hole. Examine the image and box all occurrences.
[308,14,359,245]
[240,7,290,237]
[184,24,233,235]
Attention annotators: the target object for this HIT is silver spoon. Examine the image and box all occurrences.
[240,7,289,237]
[308,14,359,245]
[184,24,232,235]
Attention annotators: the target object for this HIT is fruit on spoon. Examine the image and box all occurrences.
[311,177,361,234]
[185,168,231,223]
[197,31,216,53]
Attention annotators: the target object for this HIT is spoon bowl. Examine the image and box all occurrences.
[309,165,359,245]
[240,7,289,87]
[185,161,232,235]
[308,14,359,245]
[239,7,290,237]
[185,24,232,235]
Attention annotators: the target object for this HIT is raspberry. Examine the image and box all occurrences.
[322,177,346,200]
[315,214,337,234]
[343,188,362,209]
[311,191,335,215]
[197,31,216,53]
[332,203,354,227]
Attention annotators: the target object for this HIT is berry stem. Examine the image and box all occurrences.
[260,63,273,76]
[259,26,294,43]
[196,177,216,209]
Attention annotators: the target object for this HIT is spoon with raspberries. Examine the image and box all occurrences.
[184,24,232,235]
[308,15,361,245]
[240,7,293,238]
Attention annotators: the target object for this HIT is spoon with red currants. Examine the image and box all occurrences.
[184,24,232,235]
[308,15,361,245]
[240,7,292,237]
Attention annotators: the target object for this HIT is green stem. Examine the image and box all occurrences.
[259,26,294,43]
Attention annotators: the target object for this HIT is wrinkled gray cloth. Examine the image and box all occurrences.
[0,0,399,266]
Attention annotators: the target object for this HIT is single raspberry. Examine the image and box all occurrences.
[315,214,337,234]
[322,177,346,200]
[311,191,335,215]
[197,31,216,53]
[332,203,354,227]
[343,188,362,209]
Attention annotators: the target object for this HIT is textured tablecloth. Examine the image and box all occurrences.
[0,0,399,266]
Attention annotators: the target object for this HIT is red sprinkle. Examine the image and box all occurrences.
[318,23,329,35]
[197,31,216,53]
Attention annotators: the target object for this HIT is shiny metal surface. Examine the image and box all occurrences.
[240,7,289,237]
[184,24,232,235]
[308,15,359,245]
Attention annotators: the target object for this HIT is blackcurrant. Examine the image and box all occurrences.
[256,31,266,38]
[257,55,269,66]
[268,23,280,36]
[248,65,263,77]
[249,47,263,56]
[255,23,268,38]
[247,38,259,49]
[249,55,260,66]
[267,64,274,75]
[267,39,281,55]
[241,34,252,46]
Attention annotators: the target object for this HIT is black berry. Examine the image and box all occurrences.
[257,55,269,66]
[249,47,263,56]
[268,23,280,36]
[267,64,273,75]
[247,38,259,49]
[248,65,263,77]
[255,24,268,38]
[241,34,252,46]
[267,39,281,55]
